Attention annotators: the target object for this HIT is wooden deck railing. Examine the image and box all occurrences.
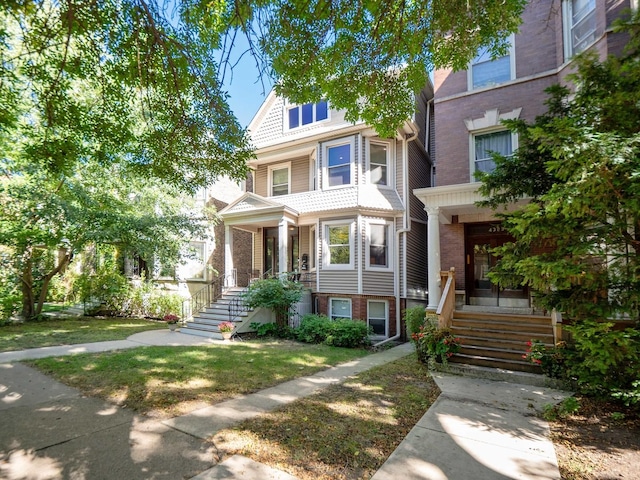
[436,267,456,329]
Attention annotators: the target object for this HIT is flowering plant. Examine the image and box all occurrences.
[522,339,567,378]
[163,314,180,324]
[218,321,235,333]
[522,339,545,365]
[411,320,462,368]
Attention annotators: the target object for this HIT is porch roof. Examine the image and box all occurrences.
[220,186,405,221]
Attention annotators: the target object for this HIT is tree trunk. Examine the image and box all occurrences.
[34,249,72,317]
[19,246,35,320]
[19,246,72,320]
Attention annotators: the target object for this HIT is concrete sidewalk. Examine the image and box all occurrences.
[0,330,571,479]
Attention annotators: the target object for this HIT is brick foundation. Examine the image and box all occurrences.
[313,293,399,338]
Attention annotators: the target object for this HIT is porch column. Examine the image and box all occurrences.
[426,206,441,310]
[224,225,235,287]
[278,218,289,278]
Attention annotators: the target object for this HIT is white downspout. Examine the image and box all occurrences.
[374,126,418,348]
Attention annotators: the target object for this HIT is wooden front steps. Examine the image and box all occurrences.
[180,287,250,340]
[449,310,554,373]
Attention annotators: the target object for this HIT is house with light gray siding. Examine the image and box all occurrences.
[220,86,434,341]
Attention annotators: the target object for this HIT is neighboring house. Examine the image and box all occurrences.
[125,176,253,297]
[219,86,434,341]
[414,0,633,311]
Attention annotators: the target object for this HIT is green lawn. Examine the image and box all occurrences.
[27,340,371,418]
[0,317,166,352]
[214,354,439,480]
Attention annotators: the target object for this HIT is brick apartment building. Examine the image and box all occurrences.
[414,0,635,311]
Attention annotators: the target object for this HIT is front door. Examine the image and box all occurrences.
[263,226,299,275]
[264,227,278,275]
[465,223,529,307]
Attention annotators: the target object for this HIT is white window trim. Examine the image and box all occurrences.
[329,297,352,320]
[267,162,291,197]
[309,225,317,272]
[468,129,518,183]
[309,151,317,191]
[467,34,516,91]
[365,219,394,271]
[465,108,522,183]
[367,299,389,339]
[366,139,393,187]
[283,100,331,132]
[322,137,355,189]
[322,219,355,270]
[562,0,597,60]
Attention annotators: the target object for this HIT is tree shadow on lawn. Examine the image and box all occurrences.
[27,341,370,418]
[212,357,440,480]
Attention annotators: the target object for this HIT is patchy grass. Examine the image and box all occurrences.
[212,354,439,480]
[27,340,370,418]
[0,317,166,351]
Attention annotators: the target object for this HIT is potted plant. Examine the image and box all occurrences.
[164,314,180,331]
[218,321,235,340]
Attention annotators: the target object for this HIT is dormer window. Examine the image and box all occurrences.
[287,100,329,129]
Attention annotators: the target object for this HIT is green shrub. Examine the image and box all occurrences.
[147,292,183,319]
[250,321,294,339]
[564,320,640,405]
[542,397,580,421]
[296,314,332,343]
[242,278,304,327]
[405,306,427,337]
[296,314,371,348]
[75,269,130,314]
[324,318,371,348]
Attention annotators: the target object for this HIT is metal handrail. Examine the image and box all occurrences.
[228,269,276,322]
[182,273,226,321]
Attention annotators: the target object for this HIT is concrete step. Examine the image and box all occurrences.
[450,353,540,373]
[178,326,224,340]
[438,363,564,389]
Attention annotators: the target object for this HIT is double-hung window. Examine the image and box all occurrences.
[323,221,354,269]
[367,300,388,338]
[473,130,513,175]
[469,35,514,90]
[366,220,392,270]
[563,0,596,59]
[368,141,389,186]
[268,163,290,197]
[327,143,351,187]
[287,100,329,129]
[330,298,352,320]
